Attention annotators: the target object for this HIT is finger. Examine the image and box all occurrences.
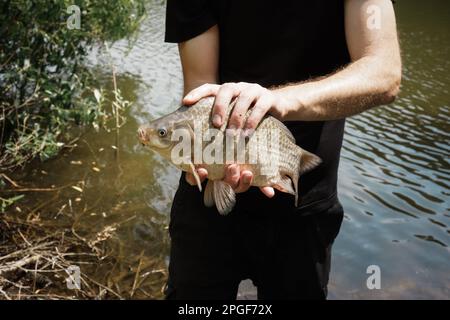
[185,168,208,186]
[228,90,258,132]
[211,83,239,128]
[183,84,220,105]
[197,168,208,181]
[234,170,253,193]
[244,95,273,133]
[223,164,240,189]
[259,186,275,198]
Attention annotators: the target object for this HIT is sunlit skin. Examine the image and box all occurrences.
[180,0,402,196]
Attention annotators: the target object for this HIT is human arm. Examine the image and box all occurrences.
[184,0,402,130]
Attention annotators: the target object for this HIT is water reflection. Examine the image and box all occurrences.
[331,0,449,299]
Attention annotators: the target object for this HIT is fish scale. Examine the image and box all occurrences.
[138,97,322,215]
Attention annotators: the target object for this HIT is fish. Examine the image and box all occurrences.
[138,97,321,215]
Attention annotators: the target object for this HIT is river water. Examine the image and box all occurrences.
[5,0,449,299]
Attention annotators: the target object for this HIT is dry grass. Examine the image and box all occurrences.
[0,208,167,300]
[0,215,115,299]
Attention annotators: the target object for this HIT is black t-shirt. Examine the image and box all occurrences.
[165,0,351,214]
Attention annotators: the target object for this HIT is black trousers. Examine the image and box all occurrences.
[165,176,344,300]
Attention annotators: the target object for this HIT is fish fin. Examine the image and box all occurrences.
[274,175,301,207]
[273,176,296,195]
[203,179,215,207]
[291,148,320,207]
[188,162,202,192]
[299,149,322,175]
[213,180,236,215]
[293,173,300,207]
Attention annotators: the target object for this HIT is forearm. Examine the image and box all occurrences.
[272,55,401,121]
[271,0,402,121]
[178,25,219,96]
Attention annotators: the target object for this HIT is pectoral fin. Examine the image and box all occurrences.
[203,179,215,207]
[188,162,202,192]
[213,180,236,215]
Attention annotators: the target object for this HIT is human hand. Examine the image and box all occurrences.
[185,165,275,198]
[183,82,286,135]
[184,82,281,197]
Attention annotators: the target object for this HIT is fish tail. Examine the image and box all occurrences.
[294,147,322,206]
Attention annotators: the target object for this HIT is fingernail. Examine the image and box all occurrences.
[185,94,193,100]
[213,114,222,127]
[243,175,251,184]
[229,165,238,176]
[243,128,254,138]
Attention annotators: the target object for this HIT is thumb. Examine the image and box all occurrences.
[183,84,220,105]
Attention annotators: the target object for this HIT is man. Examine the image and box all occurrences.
[164,0,401,299]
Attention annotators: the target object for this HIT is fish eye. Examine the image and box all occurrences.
[158,128,167,137]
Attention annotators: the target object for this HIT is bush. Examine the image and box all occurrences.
[0,0,146,169]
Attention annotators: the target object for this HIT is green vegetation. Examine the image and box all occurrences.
[0,0,146,170]
[0,195,24,214]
